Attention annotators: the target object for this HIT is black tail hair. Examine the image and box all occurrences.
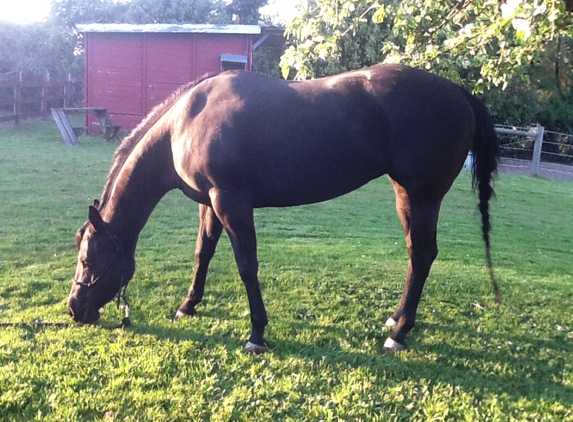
[462,88,501,303]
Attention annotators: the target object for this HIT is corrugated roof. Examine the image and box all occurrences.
[76,23,261,35]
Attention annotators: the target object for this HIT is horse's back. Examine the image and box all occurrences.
[171,65,475,206]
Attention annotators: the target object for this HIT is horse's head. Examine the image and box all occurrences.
[68,203,134,324]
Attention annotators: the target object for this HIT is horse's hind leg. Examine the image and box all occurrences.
[384,178,441,352]
[176,204,223,318]
[209,189,269,354]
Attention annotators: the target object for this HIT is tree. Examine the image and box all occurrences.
[226,0,269,24]
[280,1,391,79]
[281,0,573,93]
[49,0,230,26]
[49,0,129,27]
[483,34,573,132]
[253,44,285,78]
[0,21,78,80]
[378,0,573,92]
[125,0,230,24]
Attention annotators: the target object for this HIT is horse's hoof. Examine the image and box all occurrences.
[385,317,397,327]
[381,337,405,353]
[244,341,269,354]
[174,310,192,319]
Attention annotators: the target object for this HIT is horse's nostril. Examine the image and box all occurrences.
[68,305,83,323]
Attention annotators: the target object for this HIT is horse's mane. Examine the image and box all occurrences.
[98,74,215,209]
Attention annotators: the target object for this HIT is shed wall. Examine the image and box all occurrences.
[85,32,253,131]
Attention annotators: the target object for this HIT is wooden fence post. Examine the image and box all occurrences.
[42,71,50,120]
[531,124,545,176]
[64,73,71,108]
[14,71,22,125]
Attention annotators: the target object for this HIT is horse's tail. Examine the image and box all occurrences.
[463,89,501,303]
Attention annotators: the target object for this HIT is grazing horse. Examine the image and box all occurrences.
[68,64,499,353]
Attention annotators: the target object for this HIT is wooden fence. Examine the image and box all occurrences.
[0,71,82,124]
[495,124,573,177]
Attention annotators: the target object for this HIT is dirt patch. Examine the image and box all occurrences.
[498,157,573,182]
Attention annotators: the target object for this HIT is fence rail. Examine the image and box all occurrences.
[543,130,573,162]
[495,124,573,177]
[0,71,82,124]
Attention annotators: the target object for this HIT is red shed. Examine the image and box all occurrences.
[76,23,265,131]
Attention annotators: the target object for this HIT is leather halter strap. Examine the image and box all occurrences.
[73,225,129,312]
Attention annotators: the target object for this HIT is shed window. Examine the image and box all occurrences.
[221,54,247,71]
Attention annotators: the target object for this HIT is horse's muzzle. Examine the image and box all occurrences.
[67,298,100,324]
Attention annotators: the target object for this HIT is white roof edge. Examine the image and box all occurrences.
[221,54,248,63]
[75,23,261,35]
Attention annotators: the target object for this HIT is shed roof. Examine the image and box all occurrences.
[221,54,248,63]
[76,23,261,35]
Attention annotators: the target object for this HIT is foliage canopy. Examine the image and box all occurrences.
[281,0,573,93]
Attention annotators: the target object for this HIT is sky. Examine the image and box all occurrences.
[0,0,300,25]
[0,0,52,24]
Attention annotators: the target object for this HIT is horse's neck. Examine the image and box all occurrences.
[101,134,176,248]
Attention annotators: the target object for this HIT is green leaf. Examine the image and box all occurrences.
[372,6,386,24]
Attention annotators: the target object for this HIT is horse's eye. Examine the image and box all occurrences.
[82,260,90,269]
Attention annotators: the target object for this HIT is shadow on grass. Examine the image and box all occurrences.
[127,313,572,409]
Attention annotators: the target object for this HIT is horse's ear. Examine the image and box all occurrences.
[93,199,101,209]
[88,205,105,232]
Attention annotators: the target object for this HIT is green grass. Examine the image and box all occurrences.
[1,120,572,421]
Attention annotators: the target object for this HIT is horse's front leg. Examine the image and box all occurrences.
[209,189,269,354]
[176,204,223,318]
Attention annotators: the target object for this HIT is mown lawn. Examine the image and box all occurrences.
[1,120,572,421]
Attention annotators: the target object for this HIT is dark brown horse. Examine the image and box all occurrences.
[68,64,499,353]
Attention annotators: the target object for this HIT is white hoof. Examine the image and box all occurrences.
[174,310,189,319]
[382,337,405,353]
[244,341,269,354]
[385,317,397,327]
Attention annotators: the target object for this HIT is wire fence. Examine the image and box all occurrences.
[542,130,573,165]
[496,125,537,160]
[495,124,573,178]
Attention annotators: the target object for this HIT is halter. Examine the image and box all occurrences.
[73,226,131,326]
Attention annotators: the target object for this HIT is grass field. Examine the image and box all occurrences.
[1,120,572,421]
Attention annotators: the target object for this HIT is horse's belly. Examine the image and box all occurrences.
[178,183,211,205]
[251,161,386,208]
